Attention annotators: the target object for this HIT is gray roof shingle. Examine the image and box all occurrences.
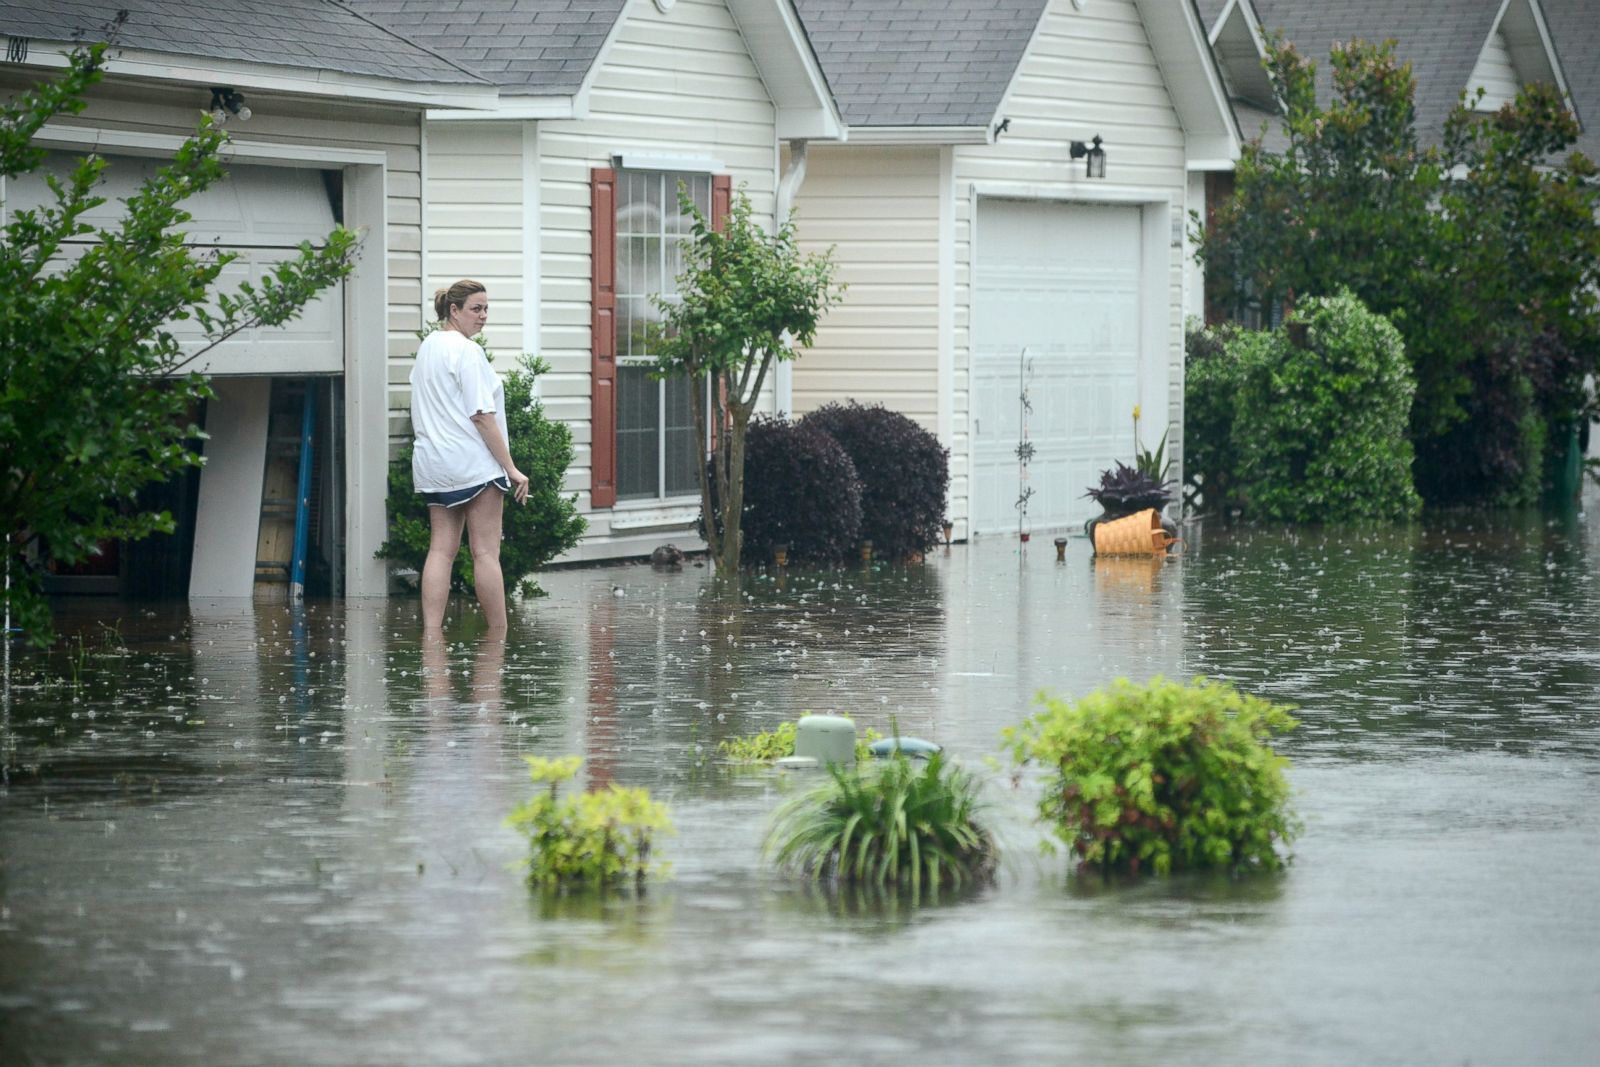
[346,0,627,97]
[1194,0,1232,29]
[0,0,485,85]
[795,0,1048,128]
[1540,0,1600,162]
[1251,0,1503,144]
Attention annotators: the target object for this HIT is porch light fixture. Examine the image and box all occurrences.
[1070,134,1106,179]
[208,87,251,124]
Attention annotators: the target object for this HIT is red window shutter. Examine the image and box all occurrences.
[590,167,618,508]
[711,173,731,232]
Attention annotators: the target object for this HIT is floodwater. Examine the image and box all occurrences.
[2,503,1598,1067]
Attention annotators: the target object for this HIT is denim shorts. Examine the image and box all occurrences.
[423,475,509,509]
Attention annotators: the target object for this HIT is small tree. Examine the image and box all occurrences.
[2,39,359,645]
[648,187,842,575]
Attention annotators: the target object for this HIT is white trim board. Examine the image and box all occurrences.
[34,123,389,167]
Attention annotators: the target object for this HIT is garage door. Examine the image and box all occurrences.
[970,199,1143,535]
[5,151,343,376]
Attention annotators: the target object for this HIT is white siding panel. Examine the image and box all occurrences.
[790,144,942,426]
[536,0,779,550]
[1468,28,1520,111]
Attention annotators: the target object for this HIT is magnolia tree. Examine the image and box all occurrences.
[1197,36,1600,506]
[648,187,842,574]
[1,39,360,644]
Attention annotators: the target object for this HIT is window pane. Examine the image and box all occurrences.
[664,374,699,496]
[617,366,658,501]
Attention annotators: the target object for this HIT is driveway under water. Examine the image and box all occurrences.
[2,503,1598,1065]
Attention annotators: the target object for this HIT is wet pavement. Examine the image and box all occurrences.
[1,500,1598,1065]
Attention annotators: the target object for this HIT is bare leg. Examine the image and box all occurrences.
[422,504,467,631]
[464,488,508,634]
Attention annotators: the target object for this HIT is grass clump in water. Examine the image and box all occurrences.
[507,756,673,891]
[1005,677,1299,876]
[764,752,997,892]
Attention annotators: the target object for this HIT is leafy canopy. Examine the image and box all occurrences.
[2,42,359,644]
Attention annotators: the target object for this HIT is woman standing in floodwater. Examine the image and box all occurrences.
[410,279,530,633]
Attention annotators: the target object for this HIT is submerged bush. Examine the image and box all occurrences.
[1005,677,1299,876]
[507,756,673,890]
[377,349,587,597]
[736,417,862,565]
[765,753,996,891]
[802,402,949,559]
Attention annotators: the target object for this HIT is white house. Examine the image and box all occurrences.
[352,0,844,562]
[788,0,1239,540]
[0,0,497,600]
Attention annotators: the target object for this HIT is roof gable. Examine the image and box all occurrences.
[793,0,1048,130]
[0,0,485,87]
[1244,0,1573,147]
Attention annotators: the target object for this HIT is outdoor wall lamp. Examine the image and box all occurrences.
[208,87,251,124]
[1070,134,1106,178]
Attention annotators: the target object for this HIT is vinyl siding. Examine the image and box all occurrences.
[1467,27,1520,111]
[788,145,943,425]
[536,0,779,557]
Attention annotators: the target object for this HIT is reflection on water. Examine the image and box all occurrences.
[1,502,1598,1065]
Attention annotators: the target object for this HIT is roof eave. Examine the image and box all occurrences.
[19,41,499,110]
[726,0,845,141]
[844,125,991,146]
[1136,0,1242,164]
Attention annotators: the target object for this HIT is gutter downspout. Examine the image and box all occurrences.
[774,138,809,418]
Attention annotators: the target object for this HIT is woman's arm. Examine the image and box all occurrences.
[470,412,530,504]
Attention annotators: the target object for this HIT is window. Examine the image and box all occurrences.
[614,170,711,501]
[591,167,729,509]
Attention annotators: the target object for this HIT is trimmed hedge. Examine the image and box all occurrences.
[801,402,949,559]
[738,416,861,565]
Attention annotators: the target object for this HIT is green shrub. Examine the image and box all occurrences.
[1005,677,1300,876]
[733,416,862,565]
[802,402,949,560]
[765,753,996,892]
[1183,320,1253,516]
[1185,293,1420,523]
[377,350,586,597]
[507,756,673,891]
[718,717,882,763]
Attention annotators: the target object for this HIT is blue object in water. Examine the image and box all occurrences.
[289,385,316,600]
[867,737,941,760]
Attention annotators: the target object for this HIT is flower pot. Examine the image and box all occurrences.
[1091,508,1179,556]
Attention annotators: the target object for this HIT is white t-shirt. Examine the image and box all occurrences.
[409,330,511,492]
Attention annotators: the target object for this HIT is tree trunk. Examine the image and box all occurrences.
[687,361,721,567]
